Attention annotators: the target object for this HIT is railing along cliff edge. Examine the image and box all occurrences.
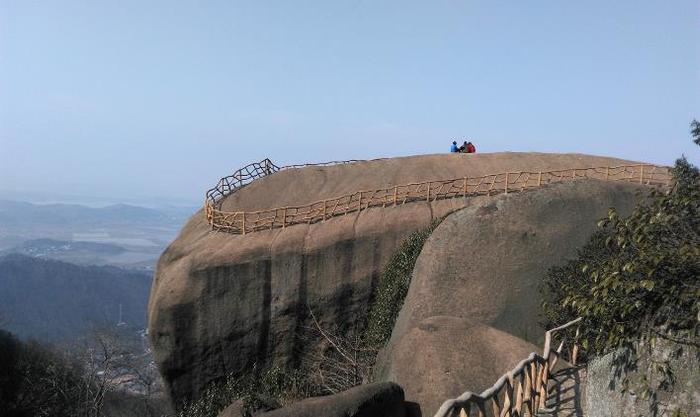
[434,317,583,417]
[205,159,671,234]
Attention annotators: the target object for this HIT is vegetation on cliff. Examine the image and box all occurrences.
[363,218,443,351]
[177,366,320,417]
[542,129,698,351]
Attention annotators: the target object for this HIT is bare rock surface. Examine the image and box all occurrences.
[376,179,645,416]
[221,152,638,212]
[252,382,405,417]
[218,400,244,417]
[586,342,699,417]
[378,316,541,417]
[148,153,639,405]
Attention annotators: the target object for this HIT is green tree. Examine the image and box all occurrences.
[541,125,699,414]
[542,127,700,354]
[0,331,100,417]
[691,119,700,146]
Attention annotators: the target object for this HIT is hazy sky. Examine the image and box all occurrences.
[1,1,699,205]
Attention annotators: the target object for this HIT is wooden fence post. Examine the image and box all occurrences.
[322,200,327,220]
[504,173,509,194]
[491,398,502,417]
[605,166,610,181]
[539,361,550,410]
[572,327,580,365]
[640,165,644,184]
[393,186,398,206]
[463,177,468,196]
[515,375,525,415]
[427,182,431,202]
[282,208,287,228]
[242,212,246,235]
[538,171,542,187]
[476,402,487,417]
[528,362,537,416]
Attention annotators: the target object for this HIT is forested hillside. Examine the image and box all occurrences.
[0,254,151,342]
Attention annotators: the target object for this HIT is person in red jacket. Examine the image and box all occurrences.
[466,141,476,153]
[459,140,468,153]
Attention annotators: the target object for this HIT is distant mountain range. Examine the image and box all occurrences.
[0,199,194,342]
[0,200,197,266]
[0,200,189,227]
[0,254,152,343]
[0,238,147,268]
[7,238,126,256]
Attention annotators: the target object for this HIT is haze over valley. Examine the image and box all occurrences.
[0,198,197,271]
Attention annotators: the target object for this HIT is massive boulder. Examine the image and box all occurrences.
[148,152,639,404]
[376,180,645,415]
[252,382,405,417]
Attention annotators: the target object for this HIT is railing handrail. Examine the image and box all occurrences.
[543,317,582,360]
[433,317,584,417]
[204,159,672,235]
[204,158,367,204]
[205,158,280,203]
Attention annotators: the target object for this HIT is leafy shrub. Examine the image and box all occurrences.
[177,365,321,417]
[542,155,699,353]
[691,119,700,146]
[542,127,699,414]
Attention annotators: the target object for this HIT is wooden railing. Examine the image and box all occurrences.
[204,159,370,233]
[433,318,583,417]
[205,158,280,206]
[204,159,671,234]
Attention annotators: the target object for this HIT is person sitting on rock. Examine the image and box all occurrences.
[450,141,459,153]
[466,141,476,153]
[459,140,468,153]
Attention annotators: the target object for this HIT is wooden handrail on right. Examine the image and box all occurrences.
[204,160,672,235]
[433,317,583,417]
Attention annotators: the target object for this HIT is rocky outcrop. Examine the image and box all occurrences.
[252,382,405,417]
[149,192,464,406]
[218,401,244,417]
[586,342,699,417]
[378,316,541,417]
[148,152,640,405]
[376,180,645,415]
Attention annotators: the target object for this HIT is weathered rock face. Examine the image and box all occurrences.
[586,342,700,417]
[148,153,639,405]
[378,316,541,417]
[149,196,464,406]
[376,180,645,416]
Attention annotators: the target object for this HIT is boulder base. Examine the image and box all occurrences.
[256,382,405,417]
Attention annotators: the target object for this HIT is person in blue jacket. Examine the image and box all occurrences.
[450,141,459,153]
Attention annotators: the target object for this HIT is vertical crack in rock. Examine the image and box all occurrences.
[256,260,273,366]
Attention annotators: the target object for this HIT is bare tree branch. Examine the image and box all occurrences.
[302,306,377,394]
